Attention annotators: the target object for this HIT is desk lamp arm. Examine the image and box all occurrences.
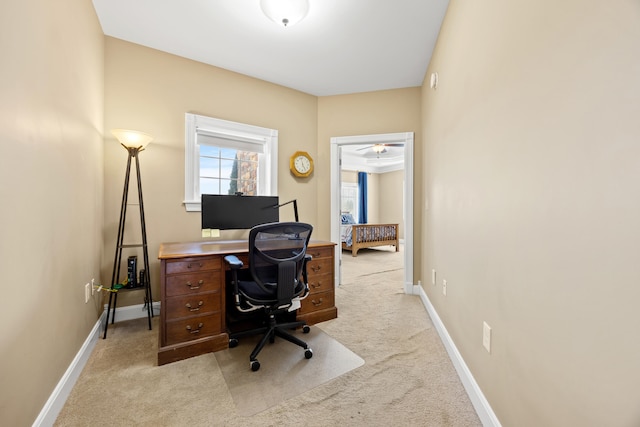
[272,199,299,222]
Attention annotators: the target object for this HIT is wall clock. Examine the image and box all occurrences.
[290,151,314,178]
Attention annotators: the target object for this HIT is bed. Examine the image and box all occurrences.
[340,213,399,257]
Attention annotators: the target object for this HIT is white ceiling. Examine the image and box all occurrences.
[92,0,449,97]
[341,144,405,173]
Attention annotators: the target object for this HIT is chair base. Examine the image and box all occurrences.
[229,313,312,371]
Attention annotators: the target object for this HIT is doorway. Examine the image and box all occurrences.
[330,132,415,294]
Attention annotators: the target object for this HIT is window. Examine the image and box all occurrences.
[184,113,278,212]
[200,144,259,196]
[341,182,359,222]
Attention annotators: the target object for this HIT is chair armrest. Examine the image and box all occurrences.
[224,255,243,269]
[224,255,244,308]
[301,254,312,287]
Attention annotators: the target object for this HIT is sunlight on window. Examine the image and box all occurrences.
[341,182,359,221]
[200,146,259,195]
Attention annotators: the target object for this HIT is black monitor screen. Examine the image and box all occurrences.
[201,194,279,230]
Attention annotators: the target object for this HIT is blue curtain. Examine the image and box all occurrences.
[358,172,368,224]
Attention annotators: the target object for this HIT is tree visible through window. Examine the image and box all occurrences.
[200,146,258,195]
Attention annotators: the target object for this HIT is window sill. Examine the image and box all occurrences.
[184,200,201,212]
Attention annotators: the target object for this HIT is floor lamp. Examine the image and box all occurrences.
[103,129,154,339]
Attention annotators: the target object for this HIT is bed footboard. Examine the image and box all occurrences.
[341,223,399,256]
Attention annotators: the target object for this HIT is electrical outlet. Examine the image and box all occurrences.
[85,283,91,303]
[431,269,436,285]
[483,321,491,353]
[91,278,96,295]
[442,279,447,296]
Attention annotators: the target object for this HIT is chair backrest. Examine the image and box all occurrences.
[248,222,313,305]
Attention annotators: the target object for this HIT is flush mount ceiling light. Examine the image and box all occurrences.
[260,0,310,27]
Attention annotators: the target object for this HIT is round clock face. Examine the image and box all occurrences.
[290,151,313,177]
[294,155,311,173]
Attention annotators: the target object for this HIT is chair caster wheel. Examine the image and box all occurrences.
[304,348,313,359]
[302,325,311,333]
[229,338,239,348]
[250,360,261,371]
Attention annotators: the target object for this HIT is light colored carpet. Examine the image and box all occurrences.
[54,245,481,426]
[216,327,364,416]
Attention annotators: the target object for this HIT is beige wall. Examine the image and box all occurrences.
[318,89,422,279]
[422,0,640,425]
[103,38,319,306]
[379,170,404,238]
[341,170,358,185]
[0,0,104,425]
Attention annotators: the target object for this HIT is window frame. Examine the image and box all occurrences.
[341,182,359,223]
[184,113,278,212]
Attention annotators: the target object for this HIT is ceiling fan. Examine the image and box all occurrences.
[357,143,404,154]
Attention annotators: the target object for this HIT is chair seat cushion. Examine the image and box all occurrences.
[238,279,304,304]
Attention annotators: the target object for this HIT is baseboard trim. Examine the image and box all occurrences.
[405,283,422,295]
[33,302,160,426]
[417,287,502,427]
[103,301,161,323]
[32,313,104,427]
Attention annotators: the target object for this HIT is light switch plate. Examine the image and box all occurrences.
[483,321,491,353]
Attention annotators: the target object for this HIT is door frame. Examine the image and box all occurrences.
[330,132,415,294]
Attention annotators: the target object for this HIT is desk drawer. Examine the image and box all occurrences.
[165,315,221,346]
[164,292,221,321]
[165,257,220,275]
[307,246,333,260]
[299,290,335,314]
[306,257,332,277]
[307,272,333,294]
[165,271,221,297]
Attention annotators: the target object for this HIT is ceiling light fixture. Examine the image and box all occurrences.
[372,144,387,154]
[260,0,310,27]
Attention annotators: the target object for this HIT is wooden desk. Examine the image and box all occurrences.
[157,239,337,365]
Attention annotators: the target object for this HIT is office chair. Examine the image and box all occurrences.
[224,222,314,371]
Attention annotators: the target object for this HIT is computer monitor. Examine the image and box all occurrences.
[201,194,279,230]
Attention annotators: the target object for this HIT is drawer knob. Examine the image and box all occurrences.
[311,298,323,307]
[185,301,204,312]
[311,265,321,273]
[311,281,322,288]
[187,262,203,269]
[185,279,204,290]
[186,323,204,334]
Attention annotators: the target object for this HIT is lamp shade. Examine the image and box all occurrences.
[111,129,153,149]
[260,0,309,27]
